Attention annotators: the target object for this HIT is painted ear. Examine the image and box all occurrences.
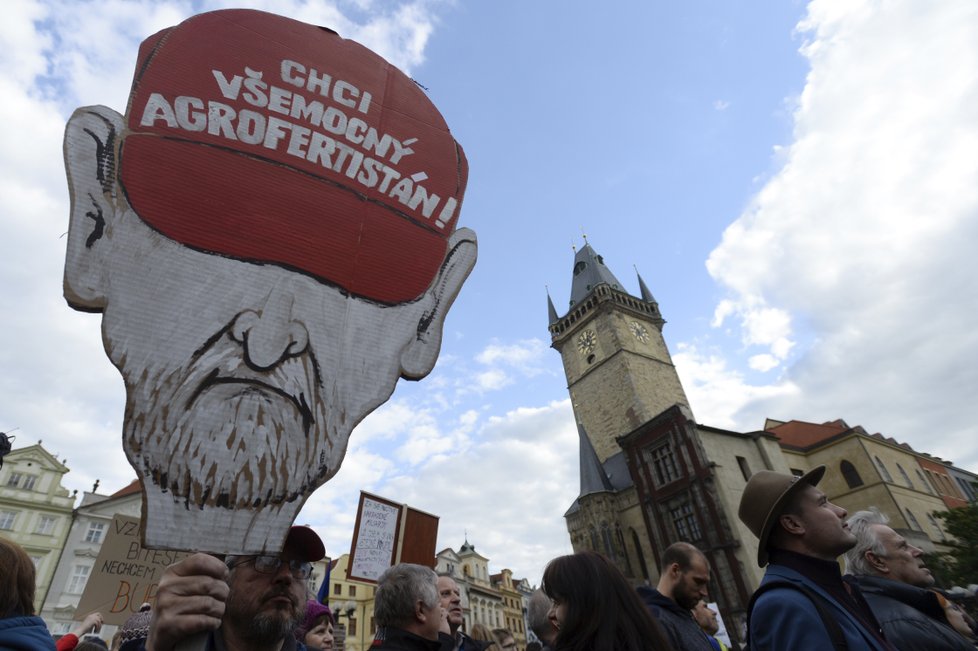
[400,227,477,379]
[63,105,124,311]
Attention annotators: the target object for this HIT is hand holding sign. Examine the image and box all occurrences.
[146,554,229,651]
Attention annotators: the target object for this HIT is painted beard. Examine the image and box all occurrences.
[122,332,339,510]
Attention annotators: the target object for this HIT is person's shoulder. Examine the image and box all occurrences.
[752,573,826,617]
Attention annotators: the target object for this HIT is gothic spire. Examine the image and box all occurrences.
[578,423,613,497]
[547,288,559,324]
[569,243,624,307]
[636,269,657,304]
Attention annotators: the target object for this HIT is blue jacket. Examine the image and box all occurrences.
[0,615,57,650]
[750,564,890,651]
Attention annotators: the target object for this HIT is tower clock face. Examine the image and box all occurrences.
[629,321,650,343]
[577,329,597,355]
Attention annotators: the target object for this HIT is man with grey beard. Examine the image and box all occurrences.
[142,525,325,651]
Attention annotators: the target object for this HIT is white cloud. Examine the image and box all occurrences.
[475,368,511,392]
[673,344,798,430]
[713,99,730,111]
[748,354,779,373]
[296,398,579,582]
[702,0,978,468]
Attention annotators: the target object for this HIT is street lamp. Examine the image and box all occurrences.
[334,600,358,651]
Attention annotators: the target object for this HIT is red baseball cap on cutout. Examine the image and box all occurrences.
[120,9,467,304]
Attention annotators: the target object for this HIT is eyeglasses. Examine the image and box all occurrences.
[226,555,313,580]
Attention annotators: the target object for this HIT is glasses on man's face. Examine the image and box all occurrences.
[226,555,313,580]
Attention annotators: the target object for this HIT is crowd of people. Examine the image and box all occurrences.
[3,465,977,651]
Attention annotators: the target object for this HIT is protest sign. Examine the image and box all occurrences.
[348,491,438,582]
[62,8,475,554]
[75,515,188,625]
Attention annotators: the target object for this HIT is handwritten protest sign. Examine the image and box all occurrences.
[76,515,188,625]
[348,492,438,583]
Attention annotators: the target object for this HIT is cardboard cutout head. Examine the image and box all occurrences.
[62,9,475,554]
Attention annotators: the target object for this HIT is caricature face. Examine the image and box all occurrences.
[63,105,475,552]
[106,212,421,506]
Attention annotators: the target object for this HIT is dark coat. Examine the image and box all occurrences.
[371,626,445,651]
[851,575,976,651]
[750,564,891,651]
[0,615,57,650]
[638,586,714,651]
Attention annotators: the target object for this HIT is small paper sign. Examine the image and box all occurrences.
[347,491,438,583]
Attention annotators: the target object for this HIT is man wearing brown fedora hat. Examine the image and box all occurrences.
[738,466,894,651]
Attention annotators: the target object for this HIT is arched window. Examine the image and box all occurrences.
[630,528,650,581]
[840,460,863,488]
[905,508,922,531]
[616,526,634,577]
[896,463,914,488]
[875,456,893,483]
[601,523,615,560]
[916,469,935,494]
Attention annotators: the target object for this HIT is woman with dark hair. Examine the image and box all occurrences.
[0,536,56,649]
[542,551,673,651]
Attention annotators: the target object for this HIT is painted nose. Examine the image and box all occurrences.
[230,290,309,369]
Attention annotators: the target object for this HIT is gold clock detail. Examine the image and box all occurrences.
[629,321,650,343]
[577,329,597,355]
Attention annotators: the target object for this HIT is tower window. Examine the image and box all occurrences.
[670,502,702,541]
[648,443,680,486]
[573,261,587,276]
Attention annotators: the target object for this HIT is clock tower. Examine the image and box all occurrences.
[549,243,691,463]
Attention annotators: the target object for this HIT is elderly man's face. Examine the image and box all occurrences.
[872,525,934,587]
[437,576,463,631]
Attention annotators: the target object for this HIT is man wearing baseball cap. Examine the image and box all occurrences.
[62,8,475,554]
[737,467,894,651]
[144,525,325,650]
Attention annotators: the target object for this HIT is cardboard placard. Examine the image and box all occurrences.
[347,491,438,583]
[75,515,189,625]
[62,8,476,555]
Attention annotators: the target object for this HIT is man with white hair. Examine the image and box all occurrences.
[844,510,974,651]
[372,564,447,651]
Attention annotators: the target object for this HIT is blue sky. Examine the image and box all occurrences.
[3,0,977,584]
